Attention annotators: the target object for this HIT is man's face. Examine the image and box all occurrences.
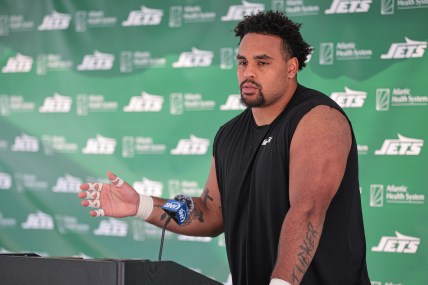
[236,33,292,108]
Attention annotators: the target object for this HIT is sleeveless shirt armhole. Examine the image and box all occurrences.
[286,101,318,145]
[286,100,349,145]
[212,126,222,157]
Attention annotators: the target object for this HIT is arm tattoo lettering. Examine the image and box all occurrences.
[291,222,318,284]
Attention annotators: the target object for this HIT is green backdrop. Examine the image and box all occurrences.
[0,1,427,284]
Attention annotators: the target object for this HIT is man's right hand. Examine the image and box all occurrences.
[78,171,139,218]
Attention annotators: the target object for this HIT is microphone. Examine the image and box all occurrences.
[158,194,194,261]
[162,194,194,225]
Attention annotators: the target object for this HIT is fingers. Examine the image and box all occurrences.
[79,171,127,218]
[79,182,103,191]
[90,209,105,217]
[79,182,104,217]
[80,196,101,208]
[81,199,104,217]
[107,170,124,187]
[86,191,100,200]
[87,199,100,208]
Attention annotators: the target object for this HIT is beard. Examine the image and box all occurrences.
[239,80,266,108]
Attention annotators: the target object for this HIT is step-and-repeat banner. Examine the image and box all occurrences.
[0,1,427,284]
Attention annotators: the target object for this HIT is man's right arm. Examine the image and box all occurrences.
[79,156,224,237]
[145,156,224,237]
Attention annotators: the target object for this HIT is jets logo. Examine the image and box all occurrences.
[381,37,427,59]
[372,231,420,253]
[325,0,371,14]
[375,134,423,155]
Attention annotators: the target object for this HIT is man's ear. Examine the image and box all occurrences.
[287,57,299,79]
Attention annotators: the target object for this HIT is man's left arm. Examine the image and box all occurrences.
[270,105,352,285]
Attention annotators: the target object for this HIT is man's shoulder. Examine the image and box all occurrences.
[290,84,344,117]
[295,85,332,104]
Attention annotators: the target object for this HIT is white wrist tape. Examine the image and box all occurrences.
[270,278,292,285]
[135,195,153,220]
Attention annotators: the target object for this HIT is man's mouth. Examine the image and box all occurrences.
[241,82,259,94]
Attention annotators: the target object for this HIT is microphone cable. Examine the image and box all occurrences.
[158,215,172,261]
[157,194,194,261]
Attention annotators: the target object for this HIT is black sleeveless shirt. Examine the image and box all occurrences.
[214,85,370,285]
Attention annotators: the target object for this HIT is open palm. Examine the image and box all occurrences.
[78,171,139,218]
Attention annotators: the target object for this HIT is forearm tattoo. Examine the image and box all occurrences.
[155,205,168,221]
[291,222,318,284]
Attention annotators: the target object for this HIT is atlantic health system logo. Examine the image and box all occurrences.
[0,172,12,190]
[370,184,425,207]
[381,0,428,15]
[319,42,373,65]
[376,87,428,111]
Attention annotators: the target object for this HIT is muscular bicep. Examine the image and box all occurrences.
[289,105,352,213]
[192,156,224,236]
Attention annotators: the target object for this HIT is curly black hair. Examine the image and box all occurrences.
[234,11,313,70]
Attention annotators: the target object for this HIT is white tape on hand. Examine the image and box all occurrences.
[135,195,153,220]
[87,199,100,208]
[94,209,105,217]
[270,279,291,285]
[111,176,124,187]
[86,191,100,200]
[88,182,103,192]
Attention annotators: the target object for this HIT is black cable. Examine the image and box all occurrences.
[158,216,172,261]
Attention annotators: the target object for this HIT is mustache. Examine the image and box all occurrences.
[240,79,261,89]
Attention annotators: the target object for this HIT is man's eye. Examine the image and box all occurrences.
[258,62,268,65]
[238,61,247,65]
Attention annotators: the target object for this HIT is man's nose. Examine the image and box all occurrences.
[243,62,256,79]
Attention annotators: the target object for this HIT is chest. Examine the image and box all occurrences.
[217,122,290,189]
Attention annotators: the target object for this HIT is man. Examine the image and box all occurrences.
[78,11,370,285]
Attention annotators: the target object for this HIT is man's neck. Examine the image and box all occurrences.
[251,82,298,126]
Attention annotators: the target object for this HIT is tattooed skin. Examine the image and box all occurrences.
[157,206,168,221]
[192,207,205,223]
[201,187,214,205]
[291,222,318,284]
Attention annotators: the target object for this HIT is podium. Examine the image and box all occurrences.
[0,253,222,285]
